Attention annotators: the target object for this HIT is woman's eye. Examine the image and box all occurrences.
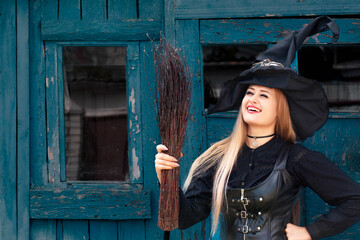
[260,94,268,98]
[246,91,254,95]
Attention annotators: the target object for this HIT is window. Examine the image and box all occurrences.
[62,46,128,181]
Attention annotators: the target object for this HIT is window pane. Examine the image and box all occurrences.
[63,46,128,181]
[203,45,268,109]
[298,45,360,111]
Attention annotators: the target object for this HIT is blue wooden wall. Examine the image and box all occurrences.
[1,0,360,239]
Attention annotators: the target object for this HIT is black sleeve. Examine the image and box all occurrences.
[178,169,214,230]
[287,147,360,240]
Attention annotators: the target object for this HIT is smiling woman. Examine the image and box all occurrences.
[154,16,360,240]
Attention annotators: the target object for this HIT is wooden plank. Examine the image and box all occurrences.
[90,221,117,240]
[59,0,81,20]
[41,0,58,21]
[63,220,89,240]
[108,0,137,19]
[164,0,175,45]
[140,41,166,240]
[30,0,48,186]
[175,19,210,240]
[45,42,61,184]
[30,187,151,219]
[200,19,360,45]
[175,0,360,19]
[30,220,57,240]
[0,0,17,239]
[118,220,145,240]
[139,0,163,21]
[82,0,106,20]
[17,0,30,239]
[127,43,143,183]
[41,19,161,41]
[57,46,67,182]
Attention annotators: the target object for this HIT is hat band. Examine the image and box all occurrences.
[251,59,284,69]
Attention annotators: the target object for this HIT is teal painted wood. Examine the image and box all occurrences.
[41,0,58,21]
[17,0,30,239]
[127,43,144,183]
[30,0,49,186]
[30,220,57,240]
[175,0,360,19]
[164,0,175,45]
[82,0,106,20]
[118,220,146,240]
[140,41,167,240]
[302,117,360,239]
[200,19,360,45]
[139,0,163,21]
[45,42,61,184]
[0,1,17,239]
[57,45,67,182]
[175,20,211,240]
[63,220,89,240]
[41,19,161,41]
[59,0,81,20]
[30,187,151,219]
[108,0,137,19]
[90,220,117,240]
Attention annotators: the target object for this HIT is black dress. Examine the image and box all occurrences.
[178,136,360,239]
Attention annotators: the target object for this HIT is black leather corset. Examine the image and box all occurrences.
[222,144,301,240]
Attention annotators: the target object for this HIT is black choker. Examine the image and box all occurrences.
[247,133,275,147]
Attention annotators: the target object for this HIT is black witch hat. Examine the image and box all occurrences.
[207,16,339,140]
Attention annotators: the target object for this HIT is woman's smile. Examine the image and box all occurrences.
[247,105,262,114]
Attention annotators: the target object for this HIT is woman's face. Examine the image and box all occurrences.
[241,85,278,130]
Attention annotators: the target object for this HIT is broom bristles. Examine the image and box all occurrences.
[152,36,192,231]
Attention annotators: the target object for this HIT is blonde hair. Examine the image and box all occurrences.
[183,89,296,235]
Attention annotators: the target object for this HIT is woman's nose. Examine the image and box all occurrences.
[249,94,258,103]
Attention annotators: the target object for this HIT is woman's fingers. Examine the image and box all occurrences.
[156,144,168,153]
[155,159,180,168]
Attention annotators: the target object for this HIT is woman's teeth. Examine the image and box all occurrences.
[248,107,261,112]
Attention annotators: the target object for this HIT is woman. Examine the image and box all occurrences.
[155,16,360,239]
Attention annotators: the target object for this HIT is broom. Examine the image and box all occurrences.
[152,36,192,231]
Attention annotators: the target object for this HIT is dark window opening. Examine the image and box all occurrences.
[203,45,268,109]
[63,46,128,181]
[298,45,360,111]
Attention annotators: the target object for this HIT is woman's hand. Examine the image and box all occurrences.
[154,144,182,184]
[285,223,312,240]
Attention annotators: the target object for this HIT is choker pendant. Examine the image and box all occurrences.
[252,138,259,147]
[247,133,275,147]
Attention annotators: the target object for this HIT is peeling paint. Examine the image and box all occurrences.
[132,148,140,180]
[46,77,49,87]
[136,124,140,133]
[51,76,54,84]
[129,119,132,129]
[48,146,54,160]
[129,88,136,114]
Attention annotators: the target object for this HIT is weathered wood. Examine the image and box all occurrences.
[118,220,146,240]
[45,42,61,184]
[200,19,360,45]
[90,221,118,240]
[127,43,144,183]
[59,0,81,20]
[0,1,17,239]
[63,220,89,240]
[175,0,360,19]
[41,19,161,41]
[82,0,106,20]
[30,220,57,240]
[108,0,137,19]
[17,0,30,239]
[30,187,151,220]
[139,0,163,20]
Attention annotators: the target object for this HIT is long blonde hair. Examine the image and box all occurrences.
[183,88,296,235]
